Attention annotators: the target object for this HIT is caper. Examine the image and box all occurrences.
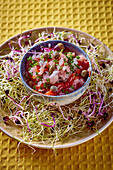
[57,43,65,50]
[28,80,33,86]
[43,53,49,59]
[54,43,65,51]
[50,86,58,92]
[81,70,88,77]
[52,51,60,59]
[49,64,56,72]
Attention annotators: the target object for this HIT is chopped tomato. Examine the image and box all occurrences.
[75,69,81,75]
[45,90,57,96]
[88,71,91,77]
[65,73,75,88]
[26,61,31,70]
[77,55,89,70]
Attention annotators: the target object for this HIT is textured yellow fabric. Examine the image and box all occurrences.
[0,0,113,169]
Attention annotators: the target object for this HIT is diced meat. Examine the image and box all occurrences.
[29,66,38,73]
[72,58,78,70]
[43,72,50,83]
[77,55,89,70]
[49,60,55,66]
[49,70,59,84]
[43,61,48,67]
[73,77,85,90]
[58,70,66,80]
[43,72,49,79]
[26,43,89,96]
[59,53,68,66]
[44,48,52,52]
[38,61,48,75]
[32,53,43,60]
[59,57,64,66]
[38,67,45,75]
[62,65,70,72]
[59,91,65,95]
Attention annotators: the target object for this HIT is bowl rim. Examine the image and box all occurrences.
[20,40,92,98]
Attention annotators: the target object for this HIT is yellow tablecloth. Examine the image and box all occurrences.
[0,0,113,169]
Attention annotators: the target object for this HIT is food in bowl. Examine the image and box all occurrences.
[25,41,90,96]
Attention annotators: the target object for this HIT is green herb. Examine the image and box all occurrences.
[32,62,38,67]
[43,83,46,88]
[46,78,50,83]
[35,81,37,84]
[32,60,36,64]
[64,58,66,62]
[37,75,42,81]
[30,72,33,76]
[76,56,80,59]
[69,57,73,60]
[36,72,38,75]
[70,60,74,63]
[65,91,69,94]
[75,73,78,76]
[53,60,59,63]
[48,65,50,68]
[64,52,68,54]
[66,72,70,74]
[71,85,74,89]
[70,65,74,71]
[29,63,32,66]
[64,62,68,66]
[62,89,64,92]
[74,63,80,68]
[56,64,59,66]
[37,76,41,78]
[41,55,43,59]
[59,66,63,70]
[33,86,36,89]
[28,67,31,71]
[49,51,53,56]
[27,56,32,61]
[40,86,42,89]
[69,55,73,58]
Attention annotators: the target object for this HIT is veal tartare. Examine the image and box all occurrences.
[25,42,90,96]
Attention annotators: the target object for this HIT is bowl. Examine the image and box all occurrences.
[20,40,92,105]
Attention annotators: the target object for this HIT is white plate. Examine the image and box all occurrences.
[0,27,113,149]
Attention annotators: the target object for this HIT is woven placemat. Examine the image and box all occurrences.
[0,0,113,169]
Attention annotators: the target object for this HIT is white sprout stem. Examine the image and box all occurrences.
[14,96,29,114]
[7,95,24,110]
[9,115,24,126]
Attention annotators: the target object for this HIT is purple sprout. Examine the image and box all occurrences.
[35,107,56,128]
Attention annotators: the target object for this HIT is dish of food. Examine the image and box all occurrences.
[0,27,113,149]
[23,41,90,96]
[20,40,92,105]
